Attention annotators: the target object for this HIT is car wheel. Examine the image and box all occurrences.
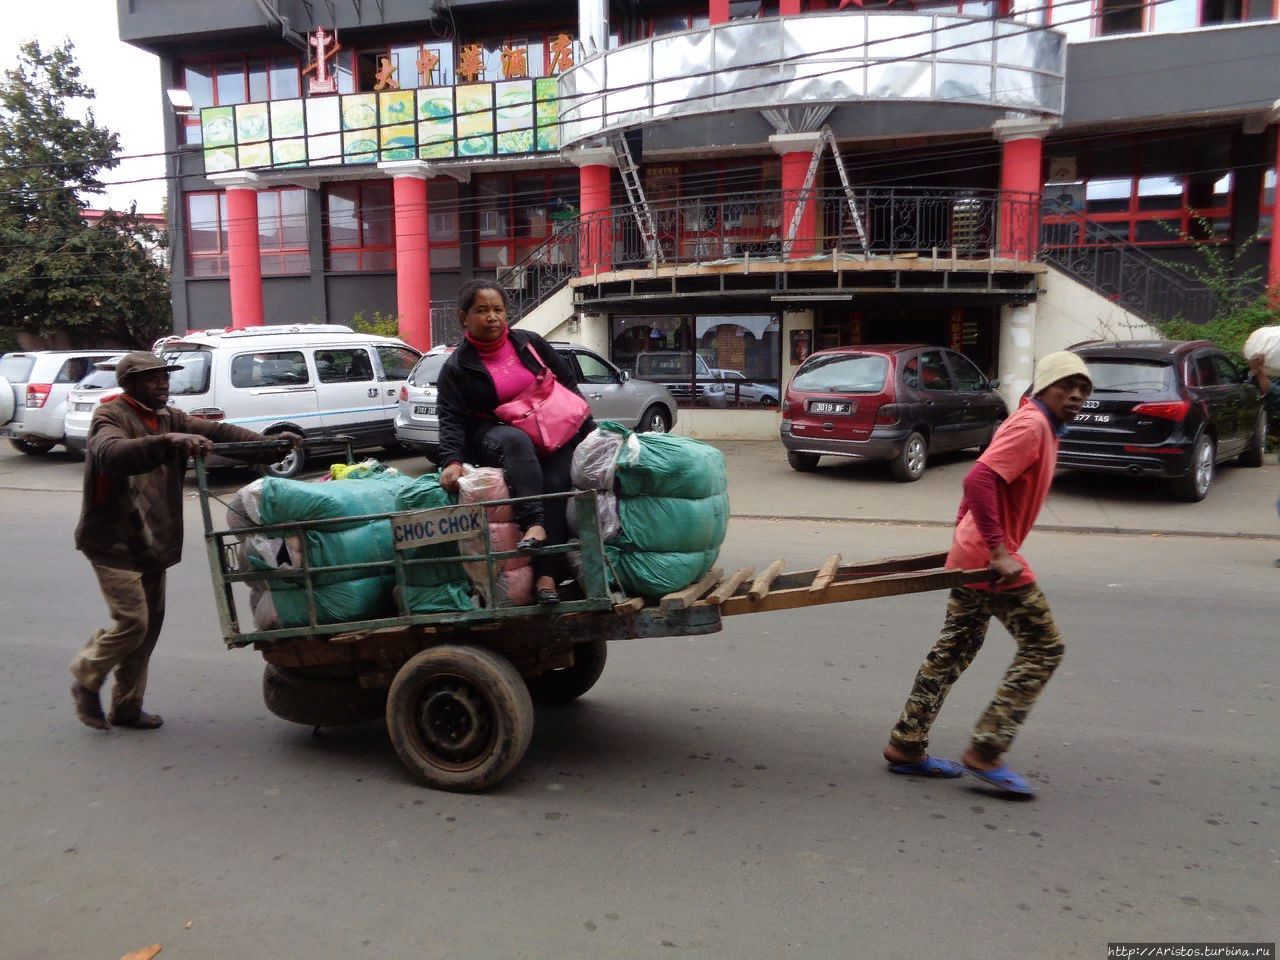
[787,451,819,472]
[258,433,307,480]
[890,431,928,482]
[638,405,671,434]
[9,437,57,455]
[1238,410,1266,467]
[760,394,779,407]
[1171,433,1214,502]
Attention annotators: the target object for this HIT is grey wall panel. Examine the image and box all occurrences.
[185,280,233,332]
[262,277,319,324]
[326,275,398,326]
[1063,24,1280,126]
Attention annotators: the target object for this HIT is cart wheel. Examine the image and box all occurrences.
[386,645,534,792]
[525,640,607,705]
[262,664,386,727]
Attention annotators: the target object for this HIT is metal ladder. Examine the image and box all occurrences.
[783,127,869,258]
[608,132,662,265]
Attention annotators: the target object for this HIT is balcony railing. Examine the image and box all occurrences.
[558,12,1066,146]
[490,187,1217,330]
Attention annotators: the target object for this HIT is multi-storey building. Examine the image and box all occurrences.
[117,0,1279,436]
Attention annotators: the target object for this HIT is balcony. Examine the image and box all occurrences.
[557,12,1066,147]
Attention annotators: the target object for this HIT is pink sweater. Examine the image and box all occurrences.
[468,332,537,404]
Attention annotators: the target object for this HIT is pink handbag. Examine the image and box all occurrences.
[493,345,591,456]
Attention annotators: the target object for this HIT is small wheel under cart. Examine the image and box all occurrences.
[385,645,534,792]
[524,640,608,704]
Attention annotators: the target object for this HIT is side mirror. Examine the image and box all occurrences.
[620,369,630,382]
[987,377,1001,390]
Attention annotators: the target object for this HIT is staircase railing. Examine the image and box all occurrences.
[495,223,581,322]
[1039,199,1218,327]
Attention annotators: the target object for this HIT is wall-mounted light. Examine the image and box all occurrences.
[166,88,194,114]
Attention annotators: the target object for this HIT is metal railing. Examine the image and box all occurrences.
[488,187,1219,329]
[1039,200,1217,327]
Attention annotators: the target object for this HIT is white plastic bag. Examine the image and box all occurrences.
[1243,326,1280,377]
[565,490,620,543]
[571,427,627,491]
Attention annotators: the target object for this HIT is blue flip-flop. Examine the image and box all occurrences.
[964,763,1036,797]
[887,756,964,778]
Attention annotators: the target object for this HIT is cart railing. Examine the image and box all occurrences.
[197,440,616,648]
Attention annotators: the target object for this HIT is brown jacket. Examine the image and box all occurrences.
[75,396,267,571]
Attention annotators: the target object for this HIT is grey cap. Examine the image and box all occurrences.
[115,351,184,382]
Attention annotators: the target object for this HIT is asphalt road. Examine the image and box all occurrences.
[0,449,1275,960]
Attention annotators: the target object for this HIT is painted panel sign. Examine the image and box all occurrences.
[392,504,488,551]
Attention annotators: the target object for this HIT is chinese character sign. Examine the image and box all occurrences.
[457,43,485,83]
[305,27,342,95]
[500,43,528,80]
[548,34,574,74]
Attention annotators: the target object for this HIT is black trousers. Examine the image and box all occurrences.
[470,421,590,582]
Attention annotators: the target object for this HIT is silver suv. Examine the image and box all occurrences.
[0,350,117,453]
[395,342,679,463]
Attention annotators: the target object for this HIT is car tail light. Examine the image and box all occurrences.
[1131,400,1190,421]
[399,386,409,401]
[189,407,225,421]
[875,404,902,426]
[25,383,51,408]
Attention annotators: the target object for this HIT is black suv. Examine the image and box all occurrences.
[1058,340,1265,501]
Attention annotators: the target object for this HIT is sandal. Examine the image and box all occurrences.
[887,756,964,778]
[963,763,1036,798]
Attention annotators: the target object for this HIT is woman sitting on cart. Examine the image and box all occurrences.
[436,279,595,606]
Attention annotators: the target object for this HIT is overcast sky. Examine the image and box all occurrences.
[2,1,166,213]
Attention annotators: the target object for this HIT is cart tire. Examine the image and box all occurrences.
[262,664,386,727]
[525,640,607,704]
[386,645,534,792]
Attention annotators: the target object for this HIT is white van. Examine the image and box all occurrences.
[156,325,421,477]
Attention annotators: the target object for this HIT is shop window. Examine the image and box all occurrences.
[325,182,395,272]
[257,188,310,275]
[185,191,229,277]
[178,53,301,145]
[429,180,461,270]
[475,171,581,268]
[610,315,781,409]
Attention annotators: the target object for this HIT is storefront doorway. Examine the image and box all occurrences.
[814,304,999,378]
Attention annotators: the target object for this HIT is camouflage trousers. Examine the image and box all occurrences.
[890,583,1064,760]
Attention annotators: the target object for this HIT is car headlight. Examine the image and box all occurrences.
[707,382,724,394]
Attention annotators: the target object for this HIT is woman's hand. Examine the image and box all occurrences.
[440,462,464,492]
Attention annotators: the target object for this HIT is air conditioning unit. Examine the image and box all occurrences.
[499,265,526,290]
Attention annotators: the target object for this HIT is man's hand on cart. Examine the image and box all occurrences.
[165,432,216,457]
[440,462,464,493]
[988,544,1024,586]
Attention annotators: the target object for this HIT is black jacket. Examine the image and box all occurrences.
[436,329,587,467]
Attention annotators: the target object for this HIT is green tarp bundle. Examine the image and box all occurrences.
[583,422,729,598]
[392,474,474,614]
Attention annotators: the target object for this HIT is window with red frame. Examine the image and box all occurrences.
[257,188,310,275]
[1261,168,1276,239]
[474,171,579,268]
[186,192,229,277]
[428,180,461,269]
[325,182,395,272]
[1045,0,1277,41]
[640,160,782,259]
[1041,137,1235,246]
[178,54,301,145]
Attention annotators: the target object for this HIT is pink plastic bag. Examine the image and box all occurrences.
[456,466,534,606]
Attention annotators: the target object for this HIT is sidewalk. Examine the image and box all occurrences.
[713,440,1279,540]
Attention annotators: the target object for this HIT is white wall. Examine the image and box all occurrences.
[512,285,576,340]
[1036,265,1158,355]
[673,407,781,440]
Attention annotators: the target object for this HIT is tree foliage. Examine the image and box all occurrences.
[0,40,171,348]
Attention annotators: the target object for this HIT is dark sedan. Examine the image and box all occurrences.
[1059,339,1265,501]
[781,344,1007,481]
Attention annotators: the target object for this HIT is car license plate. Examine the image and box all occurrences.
[413,404,436,416]
[1073,413,1111,424]
[808,400,852,415]
[74,402,95,412]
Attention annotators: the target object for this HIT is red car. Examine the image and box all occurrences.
[780,344,1008,481]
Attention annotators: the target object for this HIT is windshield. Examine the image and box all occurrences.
[408,352,450,386]
[1084,359,1174,393]
[0,355,35,383]
[161,349,213,395]
[792,354,889,393]
[79,366,119,390]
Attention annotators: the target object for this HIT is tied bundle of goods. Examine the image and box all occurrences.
[1243,326,1280,377]
[393,474,475,614]
[571,421,729,598]
[456,466,535,608]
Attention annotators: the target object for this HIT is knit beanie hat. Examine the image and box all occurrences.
[1031,351,1091,396]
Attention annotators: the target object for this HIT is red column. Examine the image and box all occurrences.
[1269,129,1280,307]
[781,150,818,259]
[579,164,613,274]
[780,0,803,13]
[225,187,264,328]
[392,175,432,350]
[998,134,1044,262]
[709,0,730,24]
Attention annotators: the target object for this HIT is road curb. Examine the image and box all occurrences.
[729,512,1280,542]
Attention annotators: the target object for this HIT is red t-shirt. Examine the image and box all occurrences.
[945,403,1059,590]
